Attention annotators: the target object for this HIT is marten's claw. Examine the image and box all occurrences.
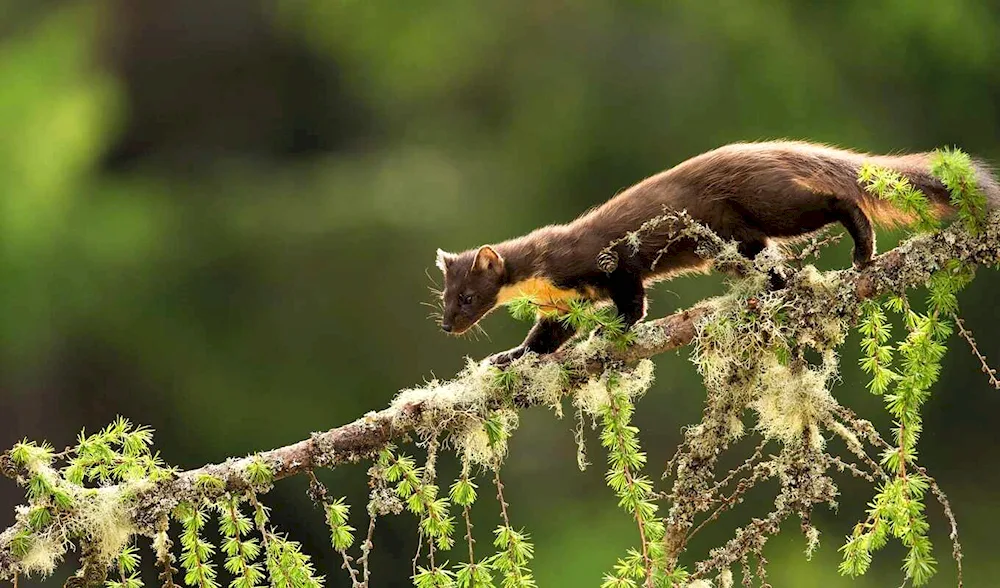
[487,346,527,367]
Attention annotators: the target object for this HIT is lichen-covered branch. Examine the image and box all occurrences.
[3,211,1000,585]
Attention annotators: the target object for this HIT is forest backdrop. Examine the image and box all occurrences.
[3,1,1000,586]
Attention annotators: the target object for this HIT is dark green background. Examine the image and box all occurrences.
[3,1,1000,586]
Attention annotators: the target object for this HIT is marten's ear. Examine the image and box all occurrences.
[473,245,504,275]
[435,249,456,273]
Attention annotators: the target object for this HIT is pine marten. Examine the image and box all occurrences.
[434,141,999,365]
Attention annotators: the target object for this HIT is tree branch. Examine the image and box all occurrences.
[3,212,1000,581]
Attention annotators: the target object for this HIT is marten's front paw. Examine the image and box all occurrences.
[487,346,527,367]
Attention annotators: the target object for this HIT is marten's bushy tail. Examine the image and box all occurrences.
[856,152,1000,228]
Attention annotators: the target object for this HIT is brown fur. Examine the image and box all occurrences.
[436,140,999,363]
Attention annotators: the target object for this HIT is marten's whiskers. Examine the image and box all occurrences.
[457,328,479,342]
[472,323,491,342]
[425,270,445,299]
[425,268,441,288]
[421,297,446,328]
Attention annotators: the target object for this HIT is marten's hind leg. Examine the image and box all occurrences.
[736,238,768,260]
[715,206,785,287]
[721,212,770,261]
[733,228,787,289]
[833,199,875,268]
[609,272,648,328]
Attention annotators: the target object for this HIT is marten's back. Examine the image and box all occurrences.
[578,141,996,239]
[549,141,999,281]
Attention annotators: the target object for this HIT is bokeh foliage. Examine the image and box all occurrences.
[3,1,1000,586]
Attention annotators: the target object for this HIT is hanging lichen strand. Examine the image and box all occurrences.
[0,148,995,588]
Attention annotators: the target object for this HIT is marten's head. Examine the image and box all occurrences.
[435,246,506,334]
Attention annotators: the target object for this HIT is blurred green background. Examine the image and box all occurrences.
[4,1,1000,586]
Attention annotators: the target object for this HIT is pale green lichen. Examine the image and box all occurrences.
[716,568,734,588]
[574,375,613,417]
[690,257,849,452]
[4,477,146,578]
[520,360,568,414]
[153,527,171,561]
[390,358,497,432]
[629,319,676,350]
[573,360,654,417]
[17,531,62,577]
[828,420,861,451]
[450,409,518,468]
[752,352,839,449]
[77,485,140,563]
[804,524,821,560]
[618,359,655,398]
[692,286,791,393]
[797,264,839,291]
[571,330,613,361]
[389,356,541,468]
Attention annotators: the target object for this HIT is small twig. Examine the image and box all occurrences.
[915,464,964,588]
[598,207,679,272]
[422,439,440,572]
[427,530,437,572]
[740,556,752,588]
[339,551,361,588]
[755,552,771,588]
[462,504,476,564]
[832,405,892,453]
[790,229,844,268]
[305,470,325,503]
[709,439,769,495]
[360,515,376,586]
[494,471,511,529]
[307,471,362,586]
[247,492,270,549]
[686,461,776,544]
[651,211,732,272]
[691,507,788,580]
[411,529,423,578]
[573,406,590,471]
[661,439,688,481]
[953,314,1000,389]
[154,521,178,588]
[597,208,733,275]
[831,414,889,481]
[826,455,876,483]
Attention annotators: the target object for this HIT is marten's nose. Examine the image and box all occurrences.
[441,323,453,333]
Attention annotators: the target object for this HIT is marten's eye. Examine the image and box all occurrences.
[459,293,474,305]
